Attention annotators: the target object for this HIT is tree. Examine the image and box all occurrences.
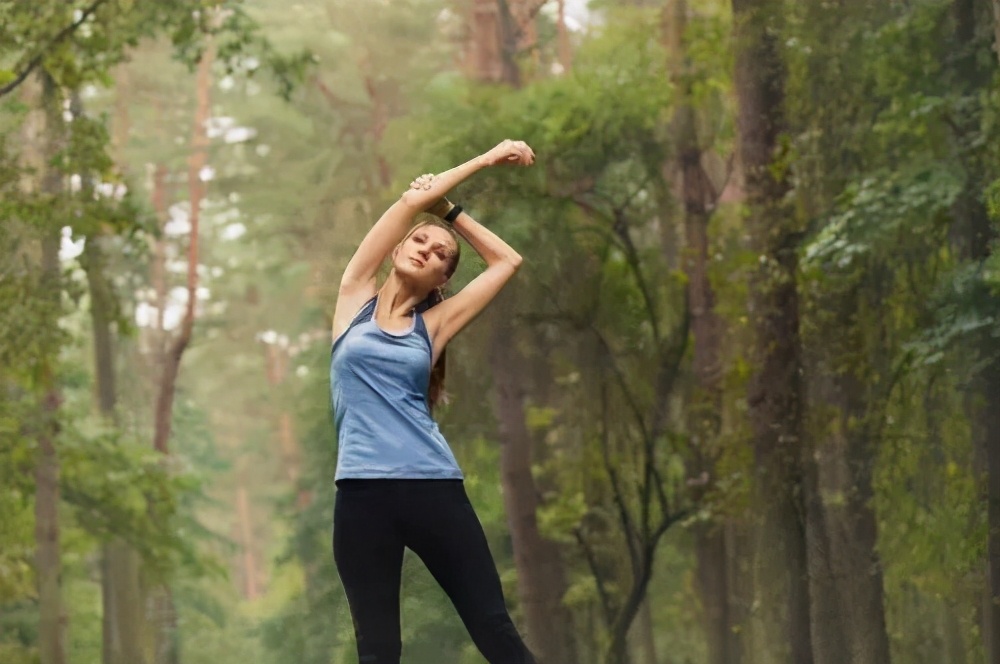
[661,1,744,661]
[730,0,813,661]
[462,4,580,662]
[947,0,1000,656]
[25,70,69,664]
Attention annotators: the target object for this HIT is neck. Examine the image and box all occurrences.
[379,272,426,318]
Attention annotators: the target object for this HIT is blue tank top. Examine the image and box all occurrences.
[330,296,463,481]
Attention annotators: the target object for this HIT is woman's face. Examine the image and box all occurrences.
[393,224,458,293]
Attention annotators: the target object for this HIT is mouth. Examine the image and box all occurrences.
[408,257,425,268]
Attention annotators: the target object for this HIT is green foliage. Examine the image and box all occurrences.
[59,425,207,580]
[0,0,310,100]
[803,165,962,272]
[788,0,999,660]
[2,0,999,662]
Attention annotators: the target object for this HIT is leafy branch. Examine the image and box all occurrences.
[0,0,111,99]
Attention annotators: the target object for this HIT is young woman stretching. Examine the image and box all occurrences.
[330,139,538,664]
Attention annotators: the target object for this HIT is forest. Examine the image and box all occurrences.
[1,1,999,663]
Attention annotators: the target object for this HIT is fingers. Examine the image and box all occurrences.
[511,141,534,166]
[496,139,535,166]
[409,173,435,190]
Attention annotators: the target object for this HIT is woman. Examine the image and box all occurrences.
[330,139,538,664]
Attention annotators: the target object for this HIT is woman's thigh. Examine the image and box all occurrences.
[400,482,535,664]
[333,482,406,663]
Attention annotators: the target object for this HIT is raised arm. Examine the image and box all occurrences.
[422,205,526,363]
[332,140,535,340]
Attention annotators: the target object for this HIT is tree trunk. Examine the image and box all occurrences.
[987,30,1000,660]
[556,0,572,73]
[982,364,1000,664]
[264,343,310,510]
[993,0,1000,69]
[36,235,66,664]
[836,398,891,664]
[490,293,577,664]
[235,479,260,600]
[152,34,212,455]
[727,519,755,662]
[804,368,891,664]
[663,1,739,660]
[102,543,147,664]
[606,547,658,664]
[22,69,69,664]
[949,2,1000,660]
[730,1,814,662]
[36,386,64,664]
[84,237,150,664]
[467,0,537,87]
[627,597,658,664]
[800,403,850,664]
[695,526,740,664]
[149,34,214,664]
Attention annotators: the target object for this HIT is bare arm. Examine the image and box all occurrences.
[332,140,535,341]
[423,208,525,363]
[332,157,485,340]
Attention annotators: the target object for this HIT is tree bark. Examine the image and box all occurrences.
[800,402,850,664]
[466,0,543,87]
[730,1,814,662]
[490,293,577,664]
[235,480,259,600]
[834,396,891,664]
[84,236,150,664]
[696,526,740,664]
[36,237,66,664]
[469,8,577,659]
[981,364,1000,664]
[993,0,1000,69]
[949,2,1000,659]
[804,367,891,664]
[627,597,658,664]
[152,35,212,455]
[26,71,69,664]
[556,0,572,73]
[727,521,754,661]
[84,64,152,664]
[663,1,740,660]
[263,343,310,510]
[148,34,214,664]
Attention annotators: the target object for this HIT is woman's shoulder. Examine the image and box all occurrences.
[332,296,378,349]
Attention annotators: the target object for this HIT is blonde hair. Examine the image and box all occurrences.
[404,220,460,409]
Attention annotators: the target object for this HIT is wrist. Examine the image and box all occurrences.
[427,198,455,218]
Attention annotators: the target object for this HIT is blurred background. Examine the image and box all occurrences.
[1,1,999,663]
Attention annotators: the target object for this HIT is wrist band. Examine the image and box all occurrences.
[443,204,463,223]
[427,197,453,219]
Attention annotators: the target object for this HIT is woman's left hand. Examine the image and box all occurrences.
[409,173,435,191]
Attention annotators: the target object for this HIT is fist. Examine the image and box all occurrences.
[480,139,535,167]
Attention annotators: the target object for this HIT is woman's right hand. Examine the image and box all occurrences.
[479,139,535,167]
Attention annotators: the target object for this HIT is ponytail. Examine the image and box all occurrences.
[421,286,449,409]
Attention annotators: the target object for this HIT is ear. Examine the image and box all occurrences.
[437,274,450,289]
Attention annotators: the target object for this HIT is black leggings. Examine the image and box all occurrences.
[333,479,537,664]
